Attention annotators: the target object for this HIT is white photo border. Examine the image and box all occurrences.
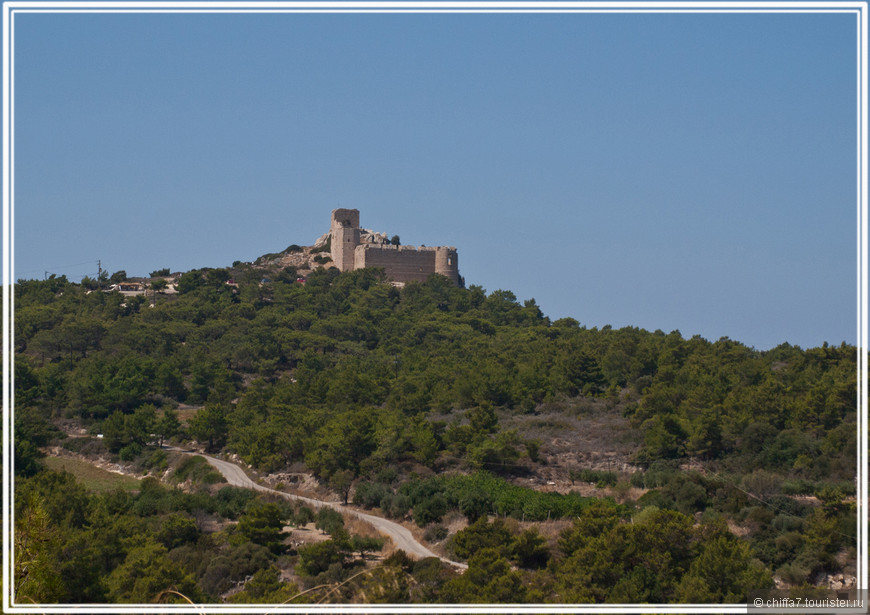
[2,1,866,613]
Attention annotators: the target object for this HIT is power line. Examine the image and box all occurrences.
[695,460,856,540]
[33,259,99,273]
[16,260,101,280]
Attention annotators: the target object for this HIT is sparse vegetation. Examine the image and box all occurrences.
[311,236,331,253]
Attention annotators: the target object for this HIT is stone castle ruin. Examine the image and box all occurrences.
[328,209,462,286]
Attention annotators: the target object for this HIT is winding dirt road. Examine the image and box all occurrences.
[187,450,467,570]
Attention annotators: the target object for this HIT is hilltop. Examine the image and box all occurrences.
[251,240,333,275]
[252,208,461,288]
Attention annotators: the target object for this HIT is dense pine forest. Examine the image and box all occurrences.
[12,259,858,604]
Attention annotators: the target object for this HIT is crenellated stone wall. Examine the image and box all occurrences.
[355,245,437,284]
[328,209,461,285]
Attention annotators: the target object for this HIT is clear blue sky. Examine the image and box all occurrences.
[12,8,858,351]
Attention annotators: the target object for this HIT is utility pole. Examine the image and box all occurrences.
[97,259,101,289]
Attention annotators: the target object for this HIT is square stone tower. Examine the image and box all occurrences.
[330,208,361,272]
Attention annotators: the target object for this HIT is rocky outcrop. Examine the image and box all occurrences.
[315,228,390,247]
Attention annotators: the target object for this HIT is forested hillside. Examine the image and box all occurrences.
[12,261,858,604]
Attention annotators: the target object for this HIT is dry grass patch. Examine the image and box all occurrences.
[345,514,383,540]
[43,454,142,492]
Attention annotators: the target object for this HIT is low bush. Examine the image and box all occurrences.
[423,524,449,543]
[119,442,143,462]
[172,456,224,486]
[215,486,256,519]
[571,468,618,487]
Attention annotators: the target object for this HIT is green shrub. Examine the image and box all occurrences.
[237,501,288,552]
[746,506,775,525]
[197,543,273,597]
[777,562,810,586]
[382,493,411,519]
[353,482,393,509]
[172,456,223,486]
[450,517,513,560]
[293,505,315,526]
[781,478,816,495]
[351,535,385,556]
[511,527,550,569]
[130,477,172,516]
[667,479,709,515]
[458,487,491,523]
[423,524,449,543]
[215,486,256,519]
[636,489,673,510]
[570,468,617,486]
[157,513,200,549]
[142,448,168,471]
[119,442,143,462]
[311,237,331,253]
[315,507,345,537]
[296,540,347,577]
[413,494,448,527]
[772,514,804,533]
